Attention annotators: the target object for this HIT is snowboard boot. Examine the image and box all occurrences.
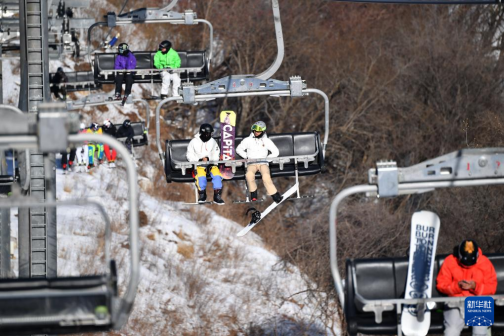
[198,189,207,203]
[250,190,258,202]
[121,94,129,106]
[271,192,283,204]
[213,189,225,205]
[113,92,122,101]
[160,94,168,100]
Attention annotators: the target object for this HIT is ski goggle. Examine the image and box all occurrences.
[251,124,266,132]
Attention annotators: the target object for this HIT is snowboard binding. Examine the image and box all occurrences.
[246,207,261,225]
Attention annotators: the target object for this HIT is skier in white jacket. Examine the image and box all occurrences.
[236,121,283,203]
[186,123,225,205]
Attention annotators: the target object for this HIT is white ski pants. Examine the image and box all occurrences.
[76,145,88,165]
[246,164,277,195]
[160,70,181,97]
[444,308,488,336]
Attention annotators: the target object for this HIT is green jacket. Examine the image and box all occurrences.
[154,49,181,69]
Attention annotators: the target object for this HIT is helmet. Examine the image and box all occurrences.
[123,119,131,127]
[199,123,214,134]
[79,123,86,130]
[251,121,267,132]
[91,122,99,131]
[199,123,214,142]
[118,43,129,56]
[458,240,479,266]
[159,40,172,54]
[103,119,111,128]
[57,67,64,73]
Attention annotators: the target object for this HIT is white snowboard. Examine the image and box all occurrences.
[236,183,298,237]
[401,211,440,336]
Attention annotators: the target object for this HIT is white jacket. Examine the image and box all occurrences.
[186,135,220,162]
[236,133,279,164]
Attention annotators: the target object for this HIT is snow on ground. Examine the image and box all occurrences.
[47,162,337,335]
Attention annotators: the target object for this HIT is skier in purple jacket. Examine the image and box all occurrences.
[114,43,137,100]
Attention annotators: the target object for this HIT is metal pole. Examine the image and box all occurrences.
[255,0,284,80]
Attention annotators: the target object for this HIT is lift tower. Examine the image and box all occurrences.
[17,0,56,278]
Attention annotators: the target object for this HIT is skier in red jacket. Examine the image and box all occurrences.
[436,240,497,336]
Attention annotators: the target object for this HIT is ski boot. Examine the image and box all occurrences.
[109,93,122,101]
[121,94,129,106]
[213,189,225,205]
[198,189,207,204]
[271,192,283,204]
[62,163,67,174]
[250,191,258,202]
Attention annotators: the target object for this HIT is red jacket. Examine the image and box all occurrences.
[436,248,497,297]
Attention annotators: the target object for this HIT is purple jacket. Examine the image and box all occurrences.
[114,51,137,70]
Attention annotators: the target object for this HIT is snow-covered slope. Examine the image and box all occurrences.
[50,165,337,335]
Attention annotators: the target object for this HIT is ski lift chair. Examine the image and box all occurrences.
[66,95,151,147]
[344,254,504,335]
[0,197,133,336]
[329,148,504,336]
[114,122,148,147]
[0,125,140,335]
[93,50,209,86]
[88,3,214,96]
[49,71,102,92]
[164,132,323,203]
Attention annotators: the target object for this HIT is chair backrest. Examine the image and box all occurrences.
[187,52,205,68]
[135,53,152,69]
[178,51,188,68]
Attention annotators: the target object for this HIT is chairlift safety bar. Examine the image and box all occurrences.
[171,151,319,175]
[155,84,329,164]
[352,289,504,325]
[96,67,205,82]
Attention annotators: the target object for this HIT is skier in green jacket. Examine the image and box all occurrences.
[154,40,181,99]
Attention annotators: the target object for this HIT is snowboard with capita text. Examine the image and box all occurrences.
[219,110,236,179]
[237,183,298,237]
[401,211,440,336]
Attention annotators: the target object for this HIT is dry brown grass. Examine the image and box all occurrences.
[177,241,195,259]
[63,179,72,193]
